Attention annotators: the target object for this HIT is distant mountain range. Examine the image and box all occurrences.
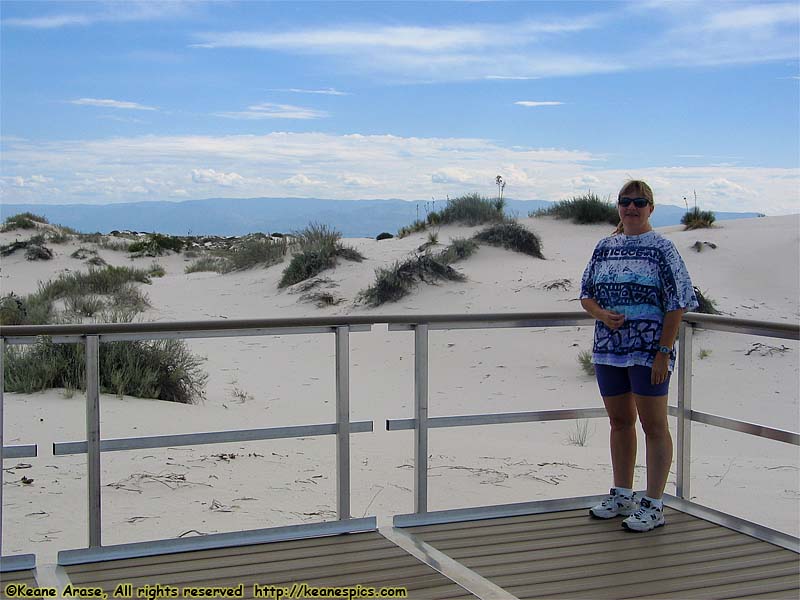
[0,197,763,238]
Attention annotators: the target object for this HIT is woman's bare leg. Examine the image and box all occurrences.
[634,394,672,498]
[602,392,637,489]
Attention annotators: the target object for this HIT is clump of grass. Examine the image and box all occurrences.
[358,253,465,307]
[437,237,479,264]
[698,349,712,360]
[693,286,721,315]
[397,219,428,239]
[217,234,288,272]
[25,244,54,261]
[64,293,105,317]
[0,293,28,325]
[3,311,207,404]
[147,262,166,277]
[47,229,72,244]
[682,207,716,230]
[567,419,592,447]
[534,193,619,225]
[397,194,505,238]
[578,350,595,376]
[279,223,363,288]
[474,222,544,258]
[37,266,151,301]
[87,256,108,267]
[71,247,98,260]
[1,212,48,231]
[96,237,132,252]
[185,257,225,274]
[128,233,184,256]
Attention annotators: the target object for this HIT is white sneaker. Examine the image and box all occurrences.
[622,497,665,532]
[589,488,638,519]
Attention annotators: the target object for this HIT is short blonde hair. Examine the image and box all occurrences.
[613,180,654,234]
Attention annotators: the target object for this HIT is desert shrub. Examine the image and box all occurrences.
[47,230,72,244]
[535,194,619,225]
[71,247,98,259]
[25,245,54,260]
[279,224,363,287]
[437,193,505,226]
[128,233,184,256]
[110,284,151,313]
[474,222,544,258]
[184,250,200,258]
[87,256,108,267]
[3,313,207,404]
[358,253,465,307]
[578,350,595,376]
[185,257,225,273]
[437,237,479,264]
[64,293,105,317]
[37,266,150,302]
[218,235,288,272]
[567,419,592,447]
[148,262,166,277]
[397,220,428,238]
[1,212,47,231]
[0,293,27,325]
[97,237,132,251]
[693,286,720,315]
[682,207,716,230]
[376,232,393,241]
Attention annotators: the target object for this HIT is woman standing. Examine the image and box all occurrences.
[580,180,698,532]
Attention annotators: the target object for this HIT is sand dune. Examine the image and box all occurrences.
[2,214,798,564]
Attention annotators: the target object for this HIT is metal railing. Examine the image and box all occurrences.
[1,312,798,572]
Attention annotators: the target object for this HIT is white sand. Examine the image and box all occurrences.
[2,215,798,564]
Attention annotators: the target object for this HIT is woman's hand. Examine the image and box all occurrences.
[651,353,670,385]
[599,310,625,330]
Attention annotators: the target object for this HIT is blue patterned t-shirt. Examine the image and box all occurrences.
[580,231,698,370]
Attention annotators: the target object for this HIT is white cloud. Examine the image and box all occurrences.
[1,133,796,214]
[191,169,246,186]
[216,103,328,120]
[70,98,157,111]
[271,88,350,96]
[4,2,193,29]
[283,173,323,186]
[485,75,540,80]
[515,101,564,107]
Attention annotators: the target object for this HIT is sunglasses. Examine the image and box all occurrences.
[618,197,650,208]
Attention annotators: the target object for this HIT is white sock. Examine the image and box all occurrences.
[644,495,663,509]
[614,487,633,498]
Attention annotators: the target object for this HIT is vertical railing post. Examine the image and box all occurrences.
[1,337,5,558]
[676,321,693,499]
[334,326,351,521]
[414,324,429,513]
[85,335,102,547]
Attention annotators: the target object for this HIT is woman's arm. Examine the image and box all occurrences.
[580,298,625,330]
[651,308,685,384]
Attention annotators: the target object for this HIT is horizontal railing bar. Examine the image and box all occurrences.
[53,421,374,455]
[99,325,372,342]
[664,494,799,553]
[0,553,36,574]
[58,517,377,566]
[387,408,608,431]
[684,312,800,340]
[689,410,799,445]
[393,493,607,528]
[3,335,86,345]
[2,444,38,459]
[3,311,795,340]
[389,317,592,331]
[0,312,589,337]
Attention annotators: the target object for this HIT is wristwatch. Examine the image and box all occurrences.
[658,345,672,355]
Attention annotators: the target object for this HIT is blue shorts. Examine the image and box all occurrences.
[595,364,670,397]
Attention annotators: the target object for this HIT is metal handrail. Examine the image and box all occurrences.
[1,312,798,571]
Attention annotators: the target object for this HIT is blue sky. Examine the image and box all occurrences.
[1,1,798,214]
